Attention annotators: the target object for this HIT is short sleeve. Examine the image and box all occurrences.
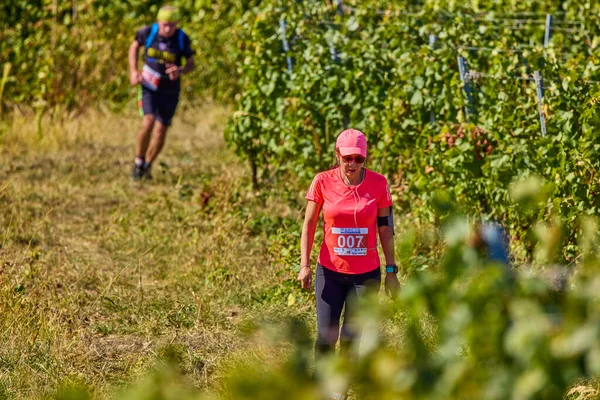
[182,33,194,58]
[306,174,324,204]
[135,25,151,46]
[377,178,393,208]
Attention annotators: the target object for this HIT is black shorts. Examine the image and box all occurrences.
[141,87,179,126]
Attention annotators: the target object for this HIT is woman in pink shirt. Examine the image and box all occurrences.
[298,129,400,364]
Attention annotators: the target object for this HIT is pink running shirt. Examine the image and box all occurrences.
[306,168,393,274]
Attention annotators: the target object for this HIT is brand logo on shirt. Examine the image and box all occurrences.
[159,42,167,51]
[364,192,371,199]
[147,47,176,63]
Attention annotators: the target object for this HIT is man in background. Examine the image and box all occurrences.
[128,5,195,180]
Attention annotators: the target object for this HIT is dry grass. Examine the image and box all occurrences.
[568,383,600,400]
[0,103,310,398]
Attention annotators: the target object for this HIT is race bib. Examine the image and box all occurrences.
[141,64,161,91]
[332,227,368,256]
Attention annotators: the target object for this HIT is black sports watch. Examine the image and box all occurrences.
[385,264,398,273]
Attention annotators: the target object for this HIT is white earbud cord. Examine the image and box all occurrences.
[339,168,377,252]
[352,183,359,228]
[340,167,363,228]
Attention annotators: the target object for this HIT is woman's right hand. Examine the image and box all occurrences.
[297,266,312,290]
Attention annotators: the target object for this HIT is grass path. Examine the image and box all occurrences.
[0,105,310,398]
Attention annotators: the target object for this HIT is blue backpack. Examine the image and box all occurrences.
[145,23,185,53]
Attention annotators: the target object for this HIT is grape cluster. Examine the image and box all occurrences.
[444,125,494,159]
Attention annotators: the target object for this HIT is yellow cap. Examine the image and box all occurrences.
[157,6,180,23]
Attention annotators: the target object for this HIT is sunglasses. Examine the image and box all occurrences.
[341,155,366,164]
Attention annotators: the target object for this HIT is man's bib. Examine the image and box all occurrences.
[141,64,161,91]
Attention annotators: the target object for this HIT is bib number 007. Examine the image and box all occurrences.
[332,227,368,256]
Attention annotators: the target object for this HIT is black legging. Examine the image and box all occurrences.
[314,263,381,358]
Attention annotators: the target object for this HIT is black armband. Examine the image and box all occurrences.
[377,216,390,226]
[377,206,395,236]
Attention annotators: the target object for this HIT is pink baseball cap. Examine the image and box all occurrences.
[336,129,367,157]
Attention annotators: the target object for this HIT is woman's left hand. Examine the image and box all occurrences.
[384,273,400,298]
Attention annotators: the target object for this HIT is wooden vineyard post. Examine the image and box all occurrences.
[534,70,547,137]
[280,19,293,73]
[335,0,344,15]
[429,34,436,47]
[457,56,475,120]
[333,1,346,126]
[429,34,437,123]
[330,1,343,62]
[544,14,553,47]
